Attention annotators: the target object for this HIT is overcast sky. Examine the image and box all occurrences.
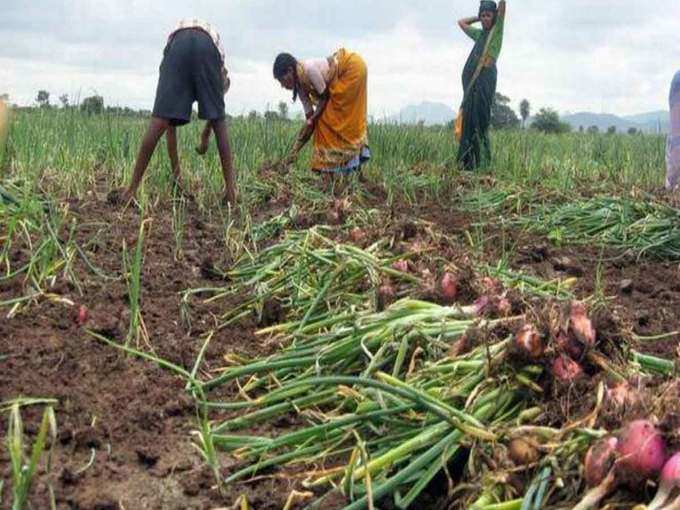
[1,0,679,118]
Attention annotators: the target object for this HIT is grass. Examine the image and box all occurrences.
[3,403,57,510]
[4,110,666,211]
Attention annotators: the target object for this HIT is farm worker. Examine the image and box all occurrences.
[456,0,506,171]
[666,70,680,190]
[120,19,236,205]
[273,49,371,179]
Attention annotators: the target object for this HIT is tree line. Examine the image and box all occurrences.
[2,90,642,135]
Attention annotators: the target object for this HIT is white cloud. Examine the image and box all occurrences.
[1,0,678,116]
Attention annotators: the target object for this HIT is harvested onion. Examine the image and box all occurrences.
[392,260,409,273]
[76,305,89,326]
[585,436,619,487]
[647,452,680,510]
[570,301,596,346]
[616,420,666,483]
[515,324,543,359]
[349,228,366,243]
[509,438,539,466]
[552,355,584,383]
[440,272,458,301]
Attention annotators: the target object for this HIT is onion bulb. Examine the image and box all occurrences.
[585,436,619,487]
[552,355,584,383]
[570,301,596,347]
[616,420,666,484]
[440,272,458,301]
[76,305,89,326]
[605,381,641,410]
[392,260,409,273]
[349,228,366,243]
[515,324,544,359]
[556,331,584,359]
[647,452,680,510]
[509,438,539,466]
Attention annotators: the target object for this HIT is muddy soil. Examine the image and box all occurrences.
[1,180,678,510]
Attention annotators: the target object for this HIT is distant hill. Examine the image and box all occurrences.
[387,102,456,126]
[386,102,670,133]
[562,111,668,134]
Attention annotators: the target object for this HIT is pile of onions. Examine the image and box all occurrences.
[575,420,667,510]
[551,301,597,384]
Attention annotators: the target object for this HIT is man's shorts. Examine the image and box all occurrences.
[152,28,225,126]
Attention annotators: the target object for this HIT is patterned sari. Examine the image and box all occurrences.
[299,49,370,174]
[456,10,504,171]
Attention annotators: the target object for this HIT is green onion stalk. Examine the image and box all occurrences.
[204,334,540,510]
[183,226,420,330]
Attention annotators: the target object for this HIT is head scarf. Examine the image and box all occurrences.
[479,0,498,17]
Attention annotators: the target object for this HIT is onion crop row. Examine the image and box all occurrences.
[183,226,420,330]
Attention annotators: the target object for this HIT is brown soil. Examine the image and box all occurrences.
[0,187,269,509]
[1,180,679,510]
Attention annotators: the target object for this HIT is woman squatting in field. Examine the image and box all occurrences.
[456,0,506,171]
[120,19,237,205]
[667,70,680,190]
[273,50,371,184]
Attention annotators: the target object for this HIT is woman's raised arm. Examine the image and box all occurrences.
[458,16,479,32]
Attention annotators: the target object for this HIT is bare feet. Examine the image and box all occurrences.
[222,191,237,207]
[171,181,195,202]
[107,188,132,206]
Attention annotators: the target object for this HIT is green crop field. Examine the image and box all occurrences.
[1,108,678,510]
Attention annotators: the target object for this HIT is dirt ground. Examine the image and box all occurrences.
[1,180,679,509]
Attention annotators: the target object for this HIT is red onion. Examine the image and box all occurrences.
[616,420,666,484]
[440,272,458,301]
[327,210,341,224]
[585,436,619,487]
[473,295,491,316]
[392,260,409,273]
[552,355,584,383]
[605,381,641,410]
[76,305,89,326]
[573,469,617,510]
[349,228,366,243]
[377,284,395,311]
[515,324,543,359]
[576,422,667,510]
[496,296,512,316]
[556,331,584,359]
[648,452,680,510]
[480,276,502,294]
[570,301,596,347]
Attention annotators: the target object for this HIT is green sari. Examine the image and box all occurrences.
[457,14,504,171]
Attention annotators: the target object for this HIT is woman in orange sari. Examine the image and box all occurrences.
[273,49,370,175]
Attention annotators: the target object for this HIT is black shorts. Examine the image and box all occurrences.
[152,28,225,126]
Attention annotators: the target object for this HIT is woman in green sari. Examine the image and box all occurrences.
[456,0,506,170]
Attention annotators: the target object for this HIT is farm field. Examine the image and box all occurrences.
[1,109,679,510]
